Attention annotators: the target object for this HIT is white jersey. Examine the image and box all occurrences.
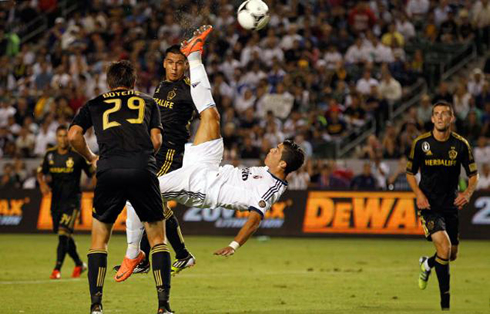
[207,165,288,217]
[158,139,288,217]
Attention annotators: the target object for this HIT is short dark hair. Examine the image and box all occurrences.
[165,45,186,59]
[56,125,67,133]
[281,140,305,175]
[106,60,136,89]
[431,101,454,116]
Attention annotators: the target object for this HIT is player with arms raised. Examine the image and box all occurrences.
[117,26,304,281]
[406,101,478,311]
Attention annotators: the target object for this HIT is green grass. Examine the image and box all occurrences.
[0,234,489,314]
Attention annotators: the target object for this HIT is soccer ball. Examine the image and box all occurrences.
[237,0,270,31]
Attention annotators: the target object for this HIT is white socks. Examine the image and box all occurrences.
[188,52,216,113]
[125,202,144,259]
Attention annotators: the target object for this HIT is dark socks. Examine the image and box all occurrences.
[166,214,189,259]
[87,250,107,307]
[55,235,69,270]
[434,255,450,310]
[67,237,83,266]
[151,243,171,309]
[140,231,151,265]
[427,253,436,269]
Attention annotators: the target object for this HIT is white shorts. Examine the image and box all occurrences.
[159,138,223,208]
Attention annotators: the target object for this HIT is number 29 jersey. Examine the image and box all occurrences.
[71,89,163,174]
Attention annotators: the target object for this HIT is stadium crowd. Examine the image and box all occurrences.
[2,0,490,191]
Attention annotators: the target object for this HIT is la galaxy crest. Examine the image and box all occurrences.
[448,147,457,160]
[167,88,177,101]
[66,157,74,168]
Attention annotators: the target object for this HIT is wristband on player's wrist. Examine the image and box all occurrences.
[229,241,240,250]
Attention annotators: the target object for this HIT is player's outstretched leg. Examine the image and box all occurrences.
[114,202,146,282]
[180,25,221,146]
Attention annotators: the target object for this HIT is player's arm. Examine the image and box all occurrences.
[214,210,262,257]
[68,104,98,166]
[150,128,162,154]
[36,155,51,195]
[455,140,479,208]
[406,138,430,209]
[69,125,98,165]
[149,99,163,154]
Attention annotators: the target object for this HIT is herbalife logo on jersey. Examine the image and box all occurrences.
[182,200,292,229]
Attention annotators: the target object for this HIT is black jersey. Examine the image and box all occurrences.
[38,147,94,211]
[153,77,196,152]
[71,89,163,174]
[406,132,478,211]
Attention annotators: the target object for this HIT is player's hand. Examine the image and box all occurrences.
[40,183,51,196]
[416,192,430,210]
[454,192,470,209]
[214,246,235,257]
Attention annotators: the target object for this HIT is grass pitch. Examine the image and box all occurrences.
[0,234,489,314]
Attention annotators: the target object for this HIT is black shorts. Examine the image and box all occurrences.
[93,169,165,224]
[155,148,183,177]
[51,207,79,234]
[419,210,460,245]
[156,148,183,219]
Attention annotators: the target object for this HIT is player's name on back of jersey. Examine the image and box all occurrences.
[102,90,140,98]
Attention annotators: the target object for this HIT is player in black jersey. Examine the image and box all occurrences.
[68,60,173,314]
[37,125,94,280]
[406,101,478,311]
[114,45,196,278]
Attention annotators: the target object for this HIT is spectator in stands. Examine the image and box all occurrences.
[417,94,433,131]
[467,68,485,97]
[433,81,453,104]
[348,2,376,34]
[240,136,261,159]
[371,149,390,190]
[460,111,483,146]
[453,83,472,123]
[345,38,371,65]
[382,23,405,47]
[287,167,310,190]
[350,162,377,190]
[406,0,430,20]
[474,136,490,164]
[387,156,411,191]
[396,13,416,42]
[458,9,475,43]
[378,69,402,104]
[0,163,19,190]
[438,9,458,43]
[434,0,451,27]
[344,93,366,127]
[15,127,35,158]
[477,163,490,190]
[356,70,379,95]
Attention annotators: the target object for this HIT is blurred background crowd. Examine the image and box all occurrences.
[2,0,490,191]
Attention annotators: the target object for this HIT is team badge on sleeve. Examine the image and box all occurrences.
[259,200,266,208]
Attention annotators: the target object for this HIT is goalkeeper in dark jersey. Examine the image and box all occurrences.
[406,101,478,311]
[114,45,196,280]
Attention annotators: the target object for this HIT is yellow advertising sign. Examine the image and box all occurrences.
[37,193,127,231]
[303,192,424,235]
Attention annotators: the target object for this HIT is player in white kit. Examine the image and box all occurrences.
[118,25,304,276]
